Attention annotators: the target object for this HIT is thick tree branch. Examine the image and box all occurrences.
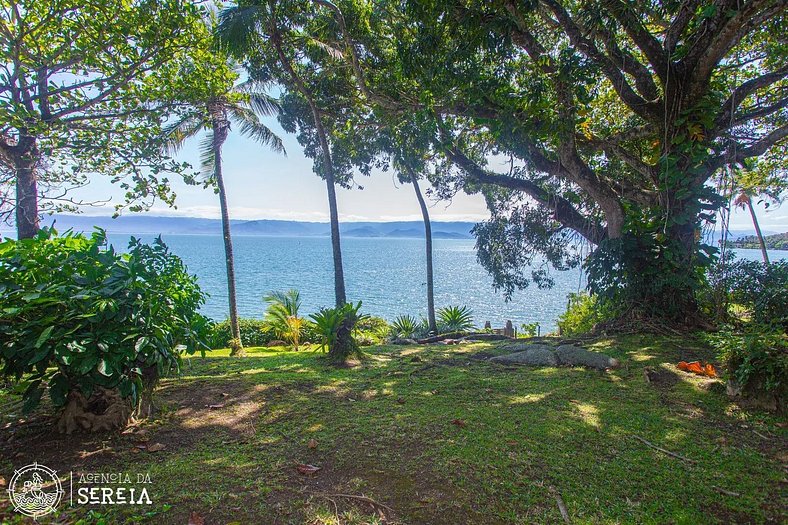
[715,65,788,129]
[443,142,607,244]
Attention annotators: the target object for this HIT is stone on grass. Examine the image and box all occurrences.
[554,344,619,370]
[490,346,559,366]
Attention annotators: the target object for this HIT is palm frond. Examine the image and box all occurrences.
[198,132,217,183]
[216,5,267,58]
[246,92,282,117]
[161,112,206,154]
[229,106,286,156]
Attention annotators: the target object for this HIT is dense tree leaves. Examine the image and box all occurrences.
[0,1,210,237]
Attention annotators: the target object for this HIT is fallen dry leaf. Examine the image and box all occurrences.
[307,439,318,449]
[130,447,141,454]
[451,419,467,428]
[207,404,225,409]
[296,463,322,475]
[188,511,205,525]
[0,477,6,487]
[396,397,406,404]
[146,443,166,453]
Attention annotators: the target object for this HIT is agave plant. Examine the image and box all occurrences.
[263,290,304,350]
[437,305,475,333]
[391,314,418,339]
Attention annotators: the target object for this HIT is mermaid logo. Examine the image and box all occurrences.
[7,462,64,519]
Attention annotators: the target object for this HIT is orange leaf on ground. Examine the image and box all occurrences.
[307,439,318,449]
[188,511,205,525]
[451,419,467,428]
[146,443,166,453]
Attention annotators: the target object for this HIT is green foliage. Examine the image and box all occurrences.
[436,305,474,333]
[208,318,272,349]
[354,316,390,346]
[707,325,787,401]
[718,260,788,326]
[520,322,540,338]
[0,1,210,215]
[263,290,305,350]
[310,302,363,361]
[585,231,717,324]
[391,315,418,339]
[0,228,208,413]
[556,293,612,336]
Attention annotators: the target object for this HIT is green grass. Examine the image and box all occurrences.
[1,335,785,524]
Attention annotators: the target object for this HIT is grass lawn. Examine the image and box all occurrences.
[1,335,785,524]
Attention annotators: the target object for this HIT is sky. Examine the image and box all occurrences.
[66,117,786,231]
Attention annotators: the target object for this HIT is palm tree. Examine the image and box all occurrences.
[734,192,770,264]
[405,166,437,333]
[164,83,284,356]
[263,289,304,350]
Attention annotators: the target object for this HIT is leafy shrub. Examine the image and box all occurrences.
[310,302,363,362]
[707,325,787,408]
[392,315,418,338]
[556,293,612,336]
[0,229,208,418]
[208,318,271,349]
[354,315,390,345]
[707,259,787,326]
[263,289,305,350]
[520,322,540,337]
[437,305,474,333]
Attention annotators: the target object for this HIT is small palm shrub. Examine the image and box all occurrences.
[263,289,305,350]
[310,302,363,363]
[437,305,475,333]
[707,260,788,326]
[392,315,418,338]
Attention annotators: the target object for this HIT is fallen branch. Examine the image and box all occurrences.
[552,490,571,524]
[712,486,740,497]
[307,490,394,513]
[632,435,698,464]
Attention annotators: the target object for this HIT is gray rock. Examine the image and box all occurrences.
[391,338,418,345]
[490,346,559,367]
[554,344,619,370]
[497,342,554,353]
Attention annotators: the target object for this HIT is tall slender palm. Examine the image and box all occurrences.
[734,192,770,264]
[164,84,284,355]
[405,166,437,333]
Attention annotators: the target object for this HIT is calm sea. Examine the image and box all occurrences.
[106,234,783,332]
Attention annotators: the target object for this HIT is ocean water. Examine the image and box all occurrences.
[106,234,783,332]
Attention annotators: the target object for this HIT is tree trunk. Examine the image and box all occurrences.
[745,196,770,264]
[211,112,244,356]
[410,172,437,333]
[13,141,39,239]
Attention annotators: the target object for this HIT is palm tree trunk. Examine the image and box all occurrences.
[409,171,436,333]
[745,196,770,264]
[270,29,346,306]
[211,114,244,355]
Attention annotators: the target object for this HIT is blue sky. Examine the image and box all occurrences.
[68,117,786,231]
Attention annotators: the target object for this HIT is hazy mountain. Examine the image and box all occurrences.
[7,214,476,239]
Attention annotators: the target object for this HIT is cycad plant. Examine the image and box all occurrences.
[437,305,475,333]
[164,76,284,356]
[263,289,304,350]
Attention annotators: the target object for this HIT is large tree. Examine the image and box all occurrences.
[0,0,206,238]
[305,0,788,326]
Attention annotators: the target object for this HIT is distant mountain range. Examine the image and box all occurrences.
[726,232,788,250]
[10,214,477,239]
